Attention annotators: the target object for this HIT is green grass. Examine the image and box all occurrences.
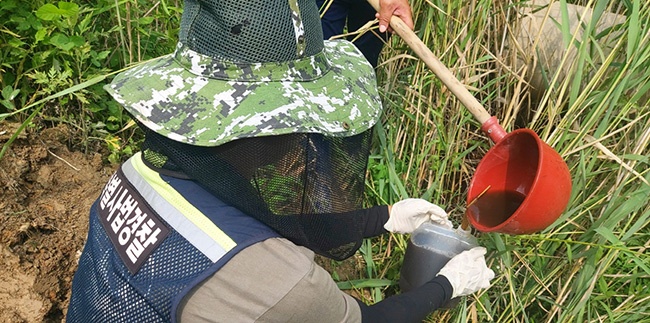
[0,0,181,162]
[1,0,648,322]
[358,0,650,322]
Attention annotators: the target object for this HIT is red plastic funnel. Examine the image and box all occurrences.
[466,129,572,234]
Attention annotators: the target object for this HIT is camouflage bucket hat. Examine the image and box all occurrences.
[105,0,382,146]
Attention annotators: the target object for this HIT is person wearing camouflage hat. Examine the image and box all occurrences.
[66,0,494,322]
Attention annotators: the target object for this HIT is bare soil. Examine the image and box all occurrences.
[0,122,364,322]
[0,122,116,322]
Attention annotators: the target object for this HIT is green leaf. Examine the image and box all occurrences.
[626,0,640,59]
[35,2,79,21]
[1,86,20,101]
[1,100,15,110]
[49,33,70,49]
[621,154,649,163]
[630,254,650,275]
[57,2,79,18]
[95,50,110,60]
[35,28,48,43]
[13,16,32,31]
[138,16,154,25]
[69,35,86,47]
[77,12,93,32]
[49,33,75,51]
[2,86,13,99]
[36,3,63,21]
[594,226,623,245]
[336,279,395,290]
[25,12,43,30]
[7,37,26,48]
[559,0,571,48]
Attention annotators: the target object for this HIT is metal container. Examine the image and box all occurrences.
[399,221,478,306]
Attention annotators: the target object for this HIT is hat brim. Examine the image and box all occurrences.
[105,40,382,147]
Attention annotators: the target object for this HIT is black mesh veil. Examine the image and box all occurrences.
[141,126,373,260]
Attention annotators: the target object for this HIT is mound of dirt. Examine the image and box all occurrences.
[0,123,116,322]
[0,122,365,322]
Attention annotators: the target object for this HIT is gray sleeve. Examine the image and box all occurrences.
[178,237,362,323]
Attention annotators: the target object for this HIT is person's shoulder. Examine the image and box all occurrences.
[248,237,316,265]
[241,237,321,281]
[221,237,318,285]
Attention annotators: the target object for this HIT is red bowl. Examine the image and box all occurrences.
[466,129,572,234]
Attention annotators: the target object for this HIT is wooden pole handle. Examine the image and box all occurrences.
[366,0,492,125]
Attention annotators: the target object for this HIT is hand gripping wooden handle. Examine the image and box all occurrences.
[366,0,495,127]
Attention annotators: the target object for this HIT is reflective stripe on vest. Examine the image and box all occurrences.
[122,152,236,262]
[68,153,279,323]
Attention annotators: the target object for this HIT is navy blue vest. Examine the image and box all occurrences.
[67,153,279,322]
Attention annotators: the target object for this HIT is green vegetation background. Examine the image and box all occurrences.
[1,0,648,322]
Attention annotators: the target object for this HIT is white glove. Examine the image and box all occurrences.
[384,198,452,234]
[437,247,495,298]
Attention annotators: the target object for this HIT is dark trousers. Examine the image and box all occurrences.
[317,0,389,67]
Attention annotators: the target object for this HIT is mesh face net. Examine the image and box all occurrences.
[180,0,323,62]
[142,127,373,260]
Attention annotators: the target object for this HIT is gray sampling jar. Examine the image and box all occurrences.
[399,221,478,307]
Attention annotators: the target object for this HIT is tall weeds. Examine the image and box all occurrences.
[367,0,650,321]
[0,0,181,161]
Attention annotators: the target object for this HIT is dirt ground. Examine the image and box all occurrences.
[0,122,116,322]
[0,122,364,322]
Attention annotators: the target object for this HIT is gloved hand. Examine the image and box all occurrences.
[384,198,452,234]
[437,247,495,298]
